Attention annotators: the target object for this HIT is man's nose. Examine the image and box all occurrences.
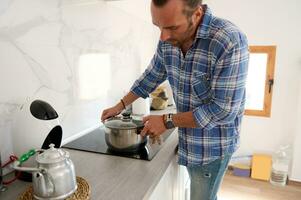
[160,29,170,41]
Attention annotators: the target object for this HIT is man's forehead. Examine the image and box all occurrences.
[151,0,187,26]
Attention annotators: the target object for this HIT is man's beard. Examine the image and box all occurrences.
[166,39,181,47]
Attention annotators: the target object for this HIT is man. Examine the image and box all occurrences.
[101,0,249,199]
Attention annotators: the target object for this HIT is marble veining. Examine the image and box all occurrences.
[0,0,158,165]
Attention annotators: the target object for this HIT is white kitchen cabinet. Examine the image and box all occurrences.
[148,156,190,200]
[175,164,190,200]
[148,158,175,200]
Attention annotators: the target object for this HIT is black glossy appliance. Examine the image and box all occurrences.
[63,127,174,160]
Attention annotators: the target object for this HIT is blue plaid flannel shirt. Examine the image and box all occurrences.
[131,6,249,166]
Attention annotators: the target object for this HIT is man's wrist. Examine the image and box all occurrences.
[163,113,175,129]
[120,99,126,109]
[116,101,125,112]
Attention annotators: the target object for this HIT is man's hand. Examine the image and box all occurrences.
[141,115,167,144]
[101,103,123,122]
[101,92,140,122]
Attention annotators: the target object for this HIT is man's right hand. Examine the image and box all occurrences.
[101,103,124,122]
[101,92,139,122]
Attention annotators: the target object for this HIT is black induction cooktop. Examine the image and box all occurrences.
[63,127,175,161]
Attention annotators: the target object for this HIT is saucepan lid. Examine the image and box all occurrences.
[104,112,144,130]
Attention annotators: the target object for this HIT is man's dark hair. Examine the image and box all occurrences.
[152,0,202,17]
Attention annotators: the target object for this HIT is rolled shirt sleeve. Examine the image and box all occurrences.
[193,38,249,130]
[130,41,167,98]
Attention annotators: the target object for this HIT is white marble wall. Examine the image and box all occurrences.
[0,0,158,165]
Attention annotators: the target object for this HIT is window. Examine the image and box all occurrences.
[244,46,276,117]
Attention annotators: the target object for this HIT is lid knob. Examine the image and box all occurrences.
[121,111,131,119]
[49,143,55,150]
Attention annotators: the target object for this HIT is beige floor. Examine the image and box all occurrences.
[218,174,301,200]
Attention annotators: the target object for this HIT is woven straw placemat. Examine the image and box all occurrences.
[18,176,90,200]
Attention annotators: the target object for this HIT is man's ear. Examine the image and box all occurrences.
[193,6,203,22]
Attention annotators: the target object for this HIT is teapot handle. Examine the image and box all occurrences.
[12,149,42,172]
[12,160,41,172]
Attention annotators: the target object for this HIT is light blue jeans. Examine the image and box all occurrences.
[187,154,232,200]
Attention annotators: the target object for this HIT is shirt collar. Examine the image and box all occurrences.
[195,5,212,39]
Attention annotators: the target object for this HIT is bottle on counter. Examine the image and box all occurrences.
[270,145,291,186]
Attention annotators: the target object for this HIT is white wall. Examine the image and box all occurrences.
[0,0,158,172]
[291,83,301,181]
[204,0,301,179]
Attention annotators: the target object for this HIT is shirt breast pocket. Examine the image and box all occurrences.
[191,72,212,104]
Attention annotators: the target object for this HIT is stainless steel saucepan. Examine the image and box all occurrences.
[103,112,147,152]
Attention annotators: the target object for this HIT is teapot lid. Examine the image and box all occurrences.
[36,144,69,164]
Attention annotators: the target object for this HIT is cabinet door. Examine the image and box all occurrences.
[176,165,190,200]
[148,156,191,200]
[148,158,177,200]
[184,175,190,200]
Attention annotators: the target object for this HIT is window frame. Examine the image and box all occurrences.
[244,46,276,117]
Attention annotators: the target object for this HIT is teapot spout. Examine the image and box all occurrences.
[33,170,54,198]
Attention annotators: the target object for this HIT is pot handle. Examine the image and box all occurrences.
[136,125,145,135]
